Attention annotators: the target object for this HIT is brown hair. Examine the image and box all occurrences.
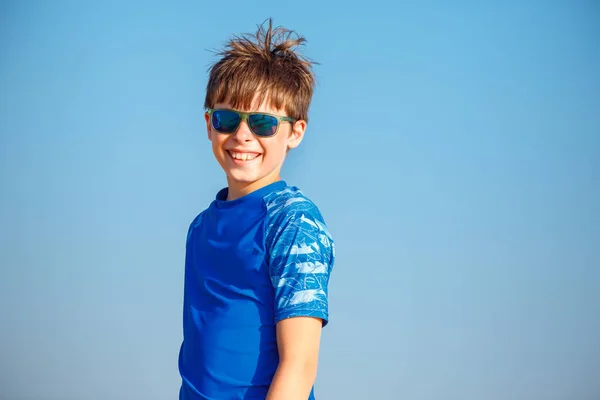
[204,19,316,122]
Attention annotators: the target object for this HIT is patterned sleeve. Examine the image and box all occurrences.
[268,208,335,326]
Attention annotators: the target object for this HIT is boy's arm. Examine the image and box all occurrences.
[267,204,335,399]
[266,316,322,400]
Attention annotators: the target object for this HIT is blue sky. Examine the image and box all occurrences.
[1,1,599,399]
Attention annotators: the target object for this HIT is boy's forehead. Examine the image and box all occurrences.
[219,91,289,114]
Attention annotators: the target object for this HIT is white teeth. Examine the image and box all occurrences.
[229,151,259,161]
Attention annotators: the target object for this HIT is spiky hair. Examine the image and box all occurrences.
[204,19,316,121]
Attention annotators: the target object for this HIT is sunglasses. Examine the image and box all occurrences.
[207,108,296,137]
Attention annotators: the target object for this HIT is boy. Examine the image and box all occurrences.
[178,19,335,400]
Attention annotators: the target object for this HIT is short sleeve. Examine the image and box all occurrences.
[268,210,335,326]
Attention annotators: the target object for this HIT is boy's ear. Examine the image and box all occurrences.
[205,112,212,141]
[287,120,306,149]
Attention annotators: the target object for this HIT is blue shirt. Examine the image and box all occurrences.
[179,181,335,400]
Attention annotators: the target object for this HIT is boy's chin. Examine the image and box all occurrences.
[226,172,261,185]
[226,171,278,187]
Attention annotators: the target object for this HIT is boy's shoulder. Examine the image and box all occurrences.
[263,184,326,225]
[262,184,333,250]
[186,209,206,242]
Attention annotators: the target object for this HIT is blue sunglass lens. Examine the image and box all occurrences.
[212,110,241,133]
[248,114,279,137]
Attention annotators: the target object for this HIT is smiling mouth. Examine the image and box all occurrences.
[227,150,261,162]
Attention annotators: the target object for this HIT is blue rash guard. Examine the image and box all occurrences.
[178,180,335,400]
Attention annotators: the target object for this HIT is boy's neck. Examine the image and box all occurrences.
[226,175,282,201]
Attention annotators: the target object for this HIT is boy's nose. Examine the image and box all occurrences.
[232,120,253,142]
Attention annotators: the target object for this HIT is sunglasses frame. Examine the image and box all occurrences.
[207,108,297,137]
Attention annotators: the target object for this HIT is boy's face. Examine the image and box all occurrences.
[205,96,306,199]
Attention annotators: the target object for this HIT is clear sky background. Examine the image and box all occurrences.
[1,1,599,399]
